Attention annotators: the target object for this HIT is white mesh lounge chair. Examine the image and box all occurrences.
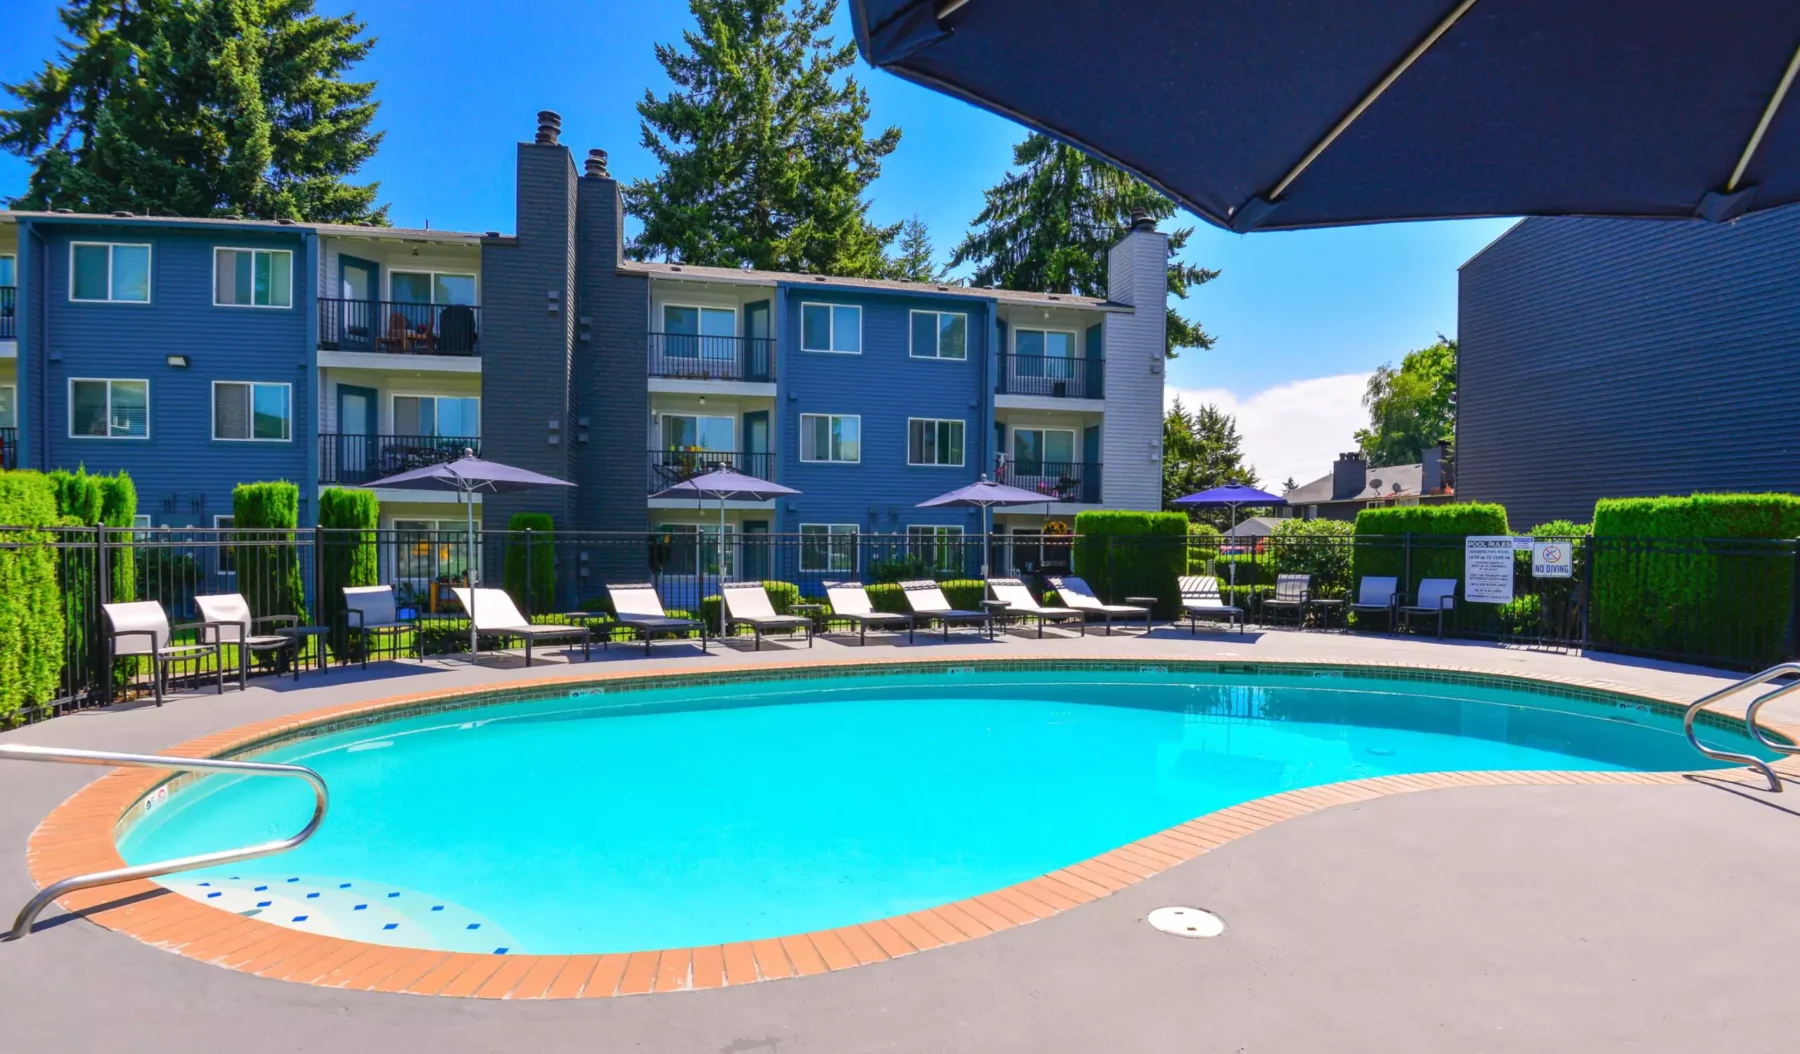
[450,587,590,665]
[102,600,225,705]
[606,582,708,655]
[987,577,1085,638]
[823,581,911,644]
[721,582,813,650]
[1348,576,1399,631]
[1399,578,1458,638]
[1259,573,1312,628]
[194,593,300,686]
[1046,576,1150,635]
[343,585,420,667]
[899,580,994,642]
[1177,575,1244,633]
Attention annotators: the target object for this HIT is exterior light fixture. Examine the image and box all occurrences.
[166,355,189,368]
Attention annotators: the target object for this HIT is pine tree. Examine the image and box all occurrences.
[887,213,951,283]
[1,0,385,222]
[1282,476,1299,494]
[952,134,1218,357]
[1163,398,1258,520]
[626,0,901,277]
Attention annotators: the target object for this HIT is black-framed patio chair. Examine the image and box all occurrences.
[102,600,226,706]
[1046,575,1151,634]
[1178,575,1245,633]
[1399,578,1458,638]
[451,587,590,665]
[343,585,421,667]
[988,577,1085,637]
[606,582,708,655]
[720,581,813,650]
[1260,573,1312,628]
[1348,576,1399,631]
[194,593,299,687]
[822,582,912,644]
[899,580,994,642]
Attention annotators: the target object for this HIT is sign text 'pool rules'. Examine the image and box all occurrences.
[1464,536,1516,604]
[1532,541,1574,578]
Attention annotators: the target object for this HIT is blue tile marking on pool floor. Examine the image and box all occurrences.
[158,875,520,954]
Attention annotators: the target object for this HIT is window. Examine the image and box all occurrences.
[908,525,965,572]
[907,418,965,466]
[661,414,734,451]
[0,254,14,286]
[799,413,861,463]
[214,248,293,308]
[71,242,151,302]
[1013,428,1076,470]
[800,524,858,573]
[213,382,291,441]
[0,385,14,429]
[390,271,477,306]
[393,519,475,595]
[800,303,861,353]
[393,395,480,437]
[661,304,736,359]
[69,379,148,438]
[1013,328,1076,377]
[656,523,736,577]
[910,310,967,360]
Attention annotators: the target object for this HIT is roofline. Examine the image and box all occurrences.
[621,260,1127,311]
[0,210,487,245]
[1457,217,1531,271]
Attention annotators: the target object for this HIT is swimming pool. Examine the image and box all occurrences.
[117,663,1769,956]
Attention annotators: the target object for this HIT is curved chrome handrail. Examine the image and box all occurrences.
[1682,663,1800,792]
[0,744,328,941]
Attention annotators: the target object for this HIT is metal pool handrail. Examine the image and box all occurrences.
[0,744,328,941]
[1682,663,1800,792]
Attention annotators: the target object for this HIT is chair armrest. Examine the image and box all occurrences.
[1439,595,1456,610]
[347,609,366,629]
[173,620,232,646]
[254,614,301,629]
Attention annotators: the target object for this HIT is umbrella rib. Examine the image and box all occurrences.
[1266,0,1480,203]
[936,0,972,17]
[1727,38,1800,193]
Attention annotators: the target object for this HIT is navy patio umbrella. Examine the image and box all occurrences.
[851,1,1800,230]
[1172,483,1288,587]
[361,452,575,658]
[918,475,1058,576]
[649,465,801,581]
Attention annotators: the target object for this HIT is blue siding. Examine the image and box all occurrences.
[776,286,992,535]
[36,224,312,525]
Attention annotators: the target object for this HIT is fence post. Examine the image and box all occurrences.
[95,521,111,706]
[1403,532,1413,593]
[1579,537,1592,649]
[1788,539,1800,660]
[1105,535,1115,601]
[523,527,533,619]
[311,525,324,627]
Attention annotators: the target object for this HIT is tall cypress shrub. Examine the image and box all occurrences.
[0,472,65,724]
[503,512,555,615]
[318,488,378,654]
[232,481,306,620]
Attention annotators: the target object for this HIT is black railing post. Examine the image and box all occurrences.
[1788,538,1800,659]
[523,527,533,619]
[1579,537,1593,649]
[94,521,111,706]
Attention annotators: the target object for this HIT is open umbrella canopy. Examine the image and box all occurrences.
[648,465,800,503]
[1171,484,1288,508]
[917,475,1056,509]
[361,454,575,494]
[851,1,1800,230]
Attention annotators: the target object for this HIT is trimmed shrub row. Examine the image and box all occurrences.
[232,481,307,621]
[503,512,556,615]
[319,488,379,656]
[1071,510,1188,617]
[0,472,66,724]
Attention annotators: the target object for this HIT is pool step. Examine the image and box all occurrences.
[162,874,520,954]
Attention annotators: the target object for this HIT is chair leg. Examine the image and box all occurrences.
[216,646,225,695]
[526,637,534,667]
[153,657,165,706]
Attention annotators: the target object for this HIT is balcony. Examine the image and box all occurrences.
[0,286,15,340]
[998,460,1102,504]
[996,354,1104,400]
[319,299,481,356]
[319,434,480,486]
[647,449,776,495]
[648,333,775,383]
[0,427,16,470]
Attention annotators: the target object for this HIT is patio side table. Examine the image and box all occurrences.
[791,603,828,635]
[1126,597,1159,632]
[277,626,330,675]
[1306,599,1346,633]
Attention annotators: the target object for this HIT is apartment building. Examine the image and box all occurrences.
[0,113,1169,568]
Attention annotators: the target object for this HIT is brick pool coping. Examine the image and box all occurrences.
[23,654,1800,1000]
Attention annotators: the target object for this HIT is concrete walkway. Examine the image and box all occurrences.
[3,627,1798,1052]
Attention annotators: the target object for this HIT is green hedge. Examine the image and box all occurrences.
[1071,510,1188,616]
[1590,494,1800,666]
[858,579,987,616]
[702,580,803,633]
[1186,523,1221,571]
[0,472,65,724]
[1352,503,1510,602]
[503,512,556,615]
[232,481,307,621]
[1270,518,1353,598]
[48,469,137,688]
[319,488,379,656]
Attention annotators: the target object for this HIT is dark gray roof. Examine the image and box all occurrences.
[1285,462,1427,505]
[620,260,1127,310]
[1222,515,1283,538]
[0,209,486,244]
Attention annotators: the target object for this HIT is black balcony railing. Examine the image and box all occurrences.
[320,433,480,485]
[647,449,776,494]
[996,353,1104,399]
[647,333,775,383]
[998,460,1102,504]
[0,286,15,340]
[0,427,16,470]
[318,299,481,356]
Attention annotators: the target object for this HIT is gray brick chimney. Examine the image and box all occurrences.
[1332,452,1368,501]
[1101,214,1169,511]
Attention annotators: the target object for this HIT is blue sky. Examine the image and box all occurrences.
[0,0,1516,485]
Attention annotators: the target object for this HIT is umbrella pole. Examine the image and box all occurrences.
[466,487,478,664]
[719,494,728,583]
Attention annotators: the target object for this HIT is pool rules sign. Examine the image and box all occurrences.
[1464,536,1515,604]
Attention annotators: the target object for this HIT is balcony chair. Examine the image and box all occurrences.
[102,600,226,706]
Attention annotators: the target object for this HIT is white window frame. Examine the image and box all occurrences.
[212,247,295,309]
[908,309,968,361]
[387,269,480,305]
[211,380,293,442]
[67,378,149,439]
[391,393,482,437]
[213,514,236,528]
[69,242,153,304]
[906,417,966,467]
[799,523,859,573]
[798,412,862,464]
[799,302,862,354]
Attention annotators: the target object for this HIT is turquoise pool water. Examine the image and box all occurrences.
[119,667,1764,954]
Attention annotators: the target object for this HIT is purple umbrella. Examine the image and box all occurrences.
[1172,483,1288,587]
[918,475,1057,576]
[649,465,801,581]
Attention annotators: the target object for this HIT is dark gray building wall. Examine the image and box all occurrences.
[1457,207,1800,529]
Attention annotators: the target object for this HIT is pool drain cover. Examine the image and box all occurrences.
[1147,906,1225,939]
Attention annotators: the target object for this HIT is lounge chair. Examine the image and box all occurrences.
[1399,578,1458,638]
[606,582,708,654]
[987,577,1085,637]
[823,581,911,644]
[1259,573,1312,628]
[343,585,421,667]
[450,587,590,665]
[1177,575,1244,633]
[102,600,226,705]
[899,580,994,642]
[720,582,813,650]
[194,593,299,686]
[1348,576,1399,631]
[1046,576,1151,635]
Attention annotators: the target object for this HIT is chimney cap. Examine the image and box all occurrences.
[535,110,562,146]
[584,148,610,178]
[1129,207,1156,232]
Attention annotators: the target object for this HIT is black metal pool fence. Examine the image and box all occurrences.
[2,525,1797,718]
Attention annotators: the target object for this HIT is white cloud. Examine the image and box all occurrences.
[1166,373,1372,488]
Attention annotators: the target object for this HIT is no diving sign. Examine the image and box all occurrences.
[1532,541,1573,578]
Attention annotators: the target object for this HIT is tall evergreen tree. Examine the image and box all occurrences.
[1,0,385,222]
[626,0,901,277]
[1162,398,1258,521]
[952,134,1218,357]
[886,213,950,283]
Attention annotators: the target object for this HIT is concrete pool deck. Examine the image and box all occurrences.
[4,626,1800,1052]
